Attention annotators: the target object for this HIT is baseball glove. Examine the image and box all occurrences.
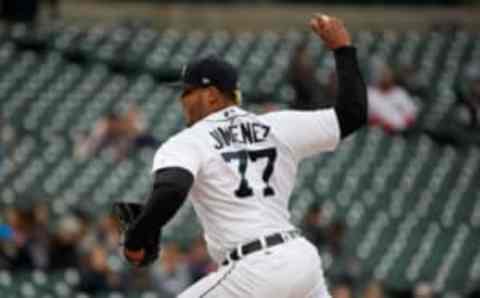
[112,202,161,267]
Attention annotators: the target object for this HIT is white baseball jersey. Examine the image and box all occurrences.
[152,106,340,264]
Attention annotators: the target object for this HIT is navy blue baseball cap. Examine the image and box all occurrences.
[171,55,239,94]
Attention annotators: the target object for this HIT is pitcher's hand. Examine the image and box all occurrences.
[309,13,352,50]
[124,248,145,266]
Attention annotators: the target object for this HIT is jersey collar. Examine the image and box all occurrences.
[204,106,248,122]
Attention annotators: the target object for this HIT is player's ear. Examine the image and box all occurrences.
[205,87,222,106]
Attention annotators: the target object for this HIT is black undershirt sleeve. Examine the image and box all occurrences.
[125,167,194,250]
[332,46,368,138]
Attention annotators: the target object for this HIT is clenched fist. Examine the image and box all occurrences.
[309,13,351,50]
[124,248,146,266]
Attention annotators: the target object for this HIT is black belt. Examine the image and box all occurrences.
[222,230,301,266]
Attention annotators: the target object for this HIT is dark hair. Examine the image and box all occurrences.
[212,86,237,104]
[223,90,237,103]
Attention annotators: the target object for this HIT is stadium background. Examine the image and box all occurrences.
[0,0,479,297]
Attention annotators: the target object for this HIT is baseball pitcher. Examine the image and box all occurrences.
[115,14,367,297]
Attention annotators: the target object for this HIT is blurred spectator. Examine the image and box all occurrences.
[367,61,419,133]
[327,220,347,257]
[331,276,355,298]
[78,246,122,293]
[30,202,51,269]
[187,237,215,282]
[49,215,83,270]
[0,222,14,268]
[2,207,36,270]
[362,280,385,298]
[150,242,191,296]
[332,285,353,298]
[414,282,434,298]
[300,203,328,251]
[87,214,121,255]
[75,103,160,160]
[288,44,322,110]
[324,219,359,283]
[427,67,480,146]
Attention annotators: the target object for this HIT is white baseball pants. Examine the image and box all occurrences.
[178,237,331,298]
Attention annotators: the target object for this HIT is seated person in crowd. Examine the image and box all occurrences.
[75,103,160,160]
[367,61,419,133]
[288,44,322,110]
[150,242,191,297]
[1,207,36,270]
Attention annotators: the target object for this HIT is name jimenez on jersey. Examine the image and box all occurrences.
[209,121,271,150]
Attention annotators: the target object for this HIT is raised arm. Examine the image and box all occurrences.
[310,14,367,138]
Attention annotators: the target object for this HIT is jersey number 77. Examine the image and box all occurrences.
[221,148,277,199]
